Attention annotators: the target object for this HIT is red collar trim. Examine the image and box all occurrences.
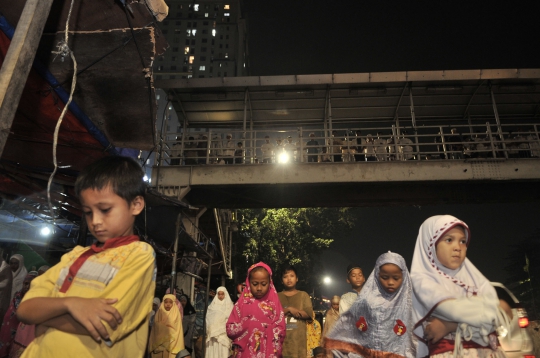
[59,235,139,293]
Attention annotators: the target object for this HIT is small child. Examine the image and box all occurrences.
[277,265,313,358]
[17,156,156,357]
[325,252,414,358]
[227,262,286,357]
[148,294,189,358]
[411,215,509,358]
[339,264,365,314]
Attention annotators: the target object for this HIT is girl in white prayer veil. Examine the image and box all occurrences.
[205,286,233,357]
[411,215,510,358]
[9,255,27,301]
[325,251,415,358]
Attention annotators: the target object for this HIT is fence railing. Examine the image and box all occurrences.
[155,122,540,166]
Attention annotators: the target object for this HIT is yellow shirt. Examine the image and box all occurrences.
[21,241,156,358]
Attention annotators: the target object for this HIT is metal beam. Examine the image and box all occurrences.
[0,0,55,155]
[393,83,407,136]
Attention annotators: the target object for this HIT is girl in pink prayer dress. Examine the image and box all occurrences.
[226,262,286,358]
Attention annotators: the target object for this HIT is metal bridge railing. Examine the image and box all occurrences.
[155,122,540,166]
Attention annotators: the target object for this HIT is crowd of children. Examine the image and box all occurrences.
[0,155,513,358]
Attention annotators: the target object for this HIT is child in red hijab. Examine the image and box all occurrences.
[226,262,286,357]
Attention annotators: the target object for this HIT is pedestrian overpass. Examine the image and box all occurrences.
[152,159,540,208]
[152,68,540,208]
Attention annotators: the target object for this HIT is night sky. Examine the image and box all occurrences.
[242,2,540,297]
[244,1,540,76]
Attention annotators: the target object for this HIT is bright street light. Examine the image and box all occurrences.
[278,152,290,163]
[323,276,332,285]
[40,227,51,236]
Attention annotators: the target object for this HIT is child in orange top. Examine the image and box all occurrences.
[17,156,156,357]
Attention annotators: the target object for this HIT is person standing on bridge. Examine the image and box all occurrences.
[306,133,320,163]
[261,136,274,163]
[329,131,344,162]
[222,134,236,164]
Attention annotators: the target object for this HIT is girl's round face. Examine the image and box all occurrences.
[378,263,403,294]
[281,270,298,289]
[164,298,174,311]
[217,291,225,301]
[249,269,270,299]
[331,302,339,311]
[436,226,467,270]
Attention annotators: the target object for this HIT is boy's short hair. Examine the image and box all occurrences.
[281,265,297,277]
[346,263,362,276]
[75,156,146,203]
[313,347,326,356]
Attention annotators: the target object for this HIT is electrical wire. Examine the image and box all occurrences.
[46,0,77,222]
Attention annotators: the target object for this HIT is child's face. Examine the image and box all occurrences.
[9,258,19,272]
[80,185,144,243]
[218,291,225,301]
[249,269,270,299]
[436,226,467,270]
[347,268,365,291]
[331,301,339,311]
[281,270,298,290]
[378,263,403,294]
[164,298,174,311]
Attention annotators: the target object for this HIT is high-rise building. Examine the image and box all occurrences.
[153,0,248,80]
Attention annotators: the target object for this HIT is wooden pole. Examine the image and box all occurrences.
[0,0,55,155]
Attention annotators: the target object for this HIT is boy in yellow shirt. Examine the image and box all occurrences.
[17,156,156,357]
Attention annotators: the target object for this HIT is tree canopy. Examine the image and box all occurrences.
[231,207,355,294]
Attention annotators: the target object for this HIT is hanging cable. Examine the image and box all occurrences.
[46,0,77,222]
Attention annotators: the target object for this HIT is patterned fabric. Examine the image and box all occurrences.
[306,312,322,357]
[0,272,38,357]
[411,215,505,358]
[326,252,414,358]
[9,322,35,358]
[226,262,286,358]
[149,294,185,355]
[20,240,156,358]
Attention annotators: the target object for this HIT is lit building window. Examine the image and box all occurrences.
[212,29,216,37]
[224,5,230,9]
[184,47,190,54]
[199,66,206,71]
[191,29,197,36]
[205,13,208,17]
[186,30,191,37]
[189,56,195,64]
[225,53,228,58]
[224,13,230,16]
[194,4,199,11]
